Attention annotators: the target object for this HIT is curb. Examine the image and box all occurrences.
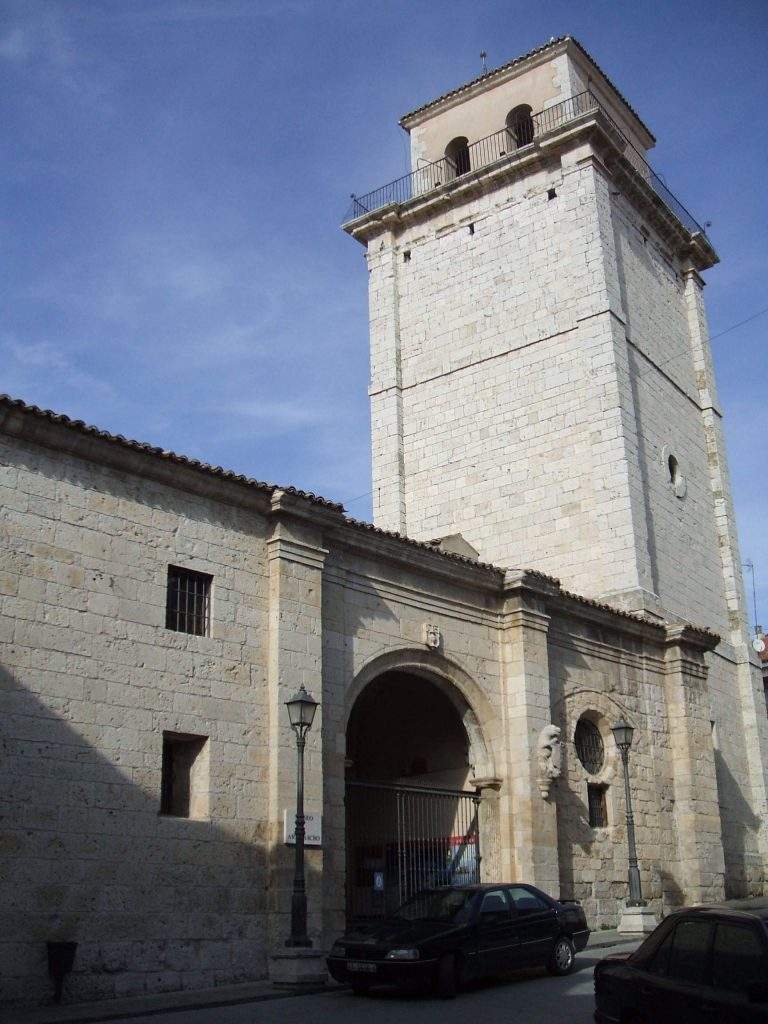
[10,938,641,1023]
[6,984,333,1024]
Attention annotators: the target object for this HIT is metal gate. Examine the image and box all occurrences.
[345,780,481,921]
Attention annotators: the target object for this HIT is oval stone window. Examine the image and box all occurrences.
[574,718,605,775]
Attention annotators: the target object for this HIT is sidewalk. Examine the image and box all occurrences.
[6,932,641,1024]
[3,978,329,1024]
[586,928,640,950]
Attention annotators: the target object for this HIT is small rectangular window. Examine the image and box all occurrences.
[160,732,209,818]
[166,566,212,636]
[587,784,608,828]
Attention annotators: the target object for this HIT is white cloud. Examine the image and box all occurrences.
[0,335,115,403]
[226,399,330,429]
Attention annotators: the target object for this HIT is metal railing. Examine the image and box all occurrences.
[345,90,706,238]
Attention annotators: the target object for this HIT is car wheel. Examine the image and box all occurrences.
[436,953,458,999]
[547,935,576,976]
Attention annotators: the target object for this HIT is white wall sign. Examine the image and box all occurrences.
[283,809,322,847]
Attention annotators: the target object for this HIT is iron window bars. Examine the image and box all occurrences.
[587,783,609,828]
[575,718,605,775]
[166,565,212,636]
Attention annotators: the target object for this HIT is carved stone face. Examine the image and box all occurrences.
[539,725,561,749]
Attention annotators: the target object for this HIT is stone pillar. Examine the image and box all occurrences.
[266,492,328,984]
[682,266,768,874]
[663,624,725,904]
[473,777,502,883]
[367,220,407,535]
[500,571,560,894]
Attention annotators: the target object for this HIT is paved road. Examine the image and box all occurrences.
[108,944,627,1024]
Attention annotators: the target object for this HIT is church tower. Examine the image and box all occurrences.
[345,37,746,636]
[345,40,768,889]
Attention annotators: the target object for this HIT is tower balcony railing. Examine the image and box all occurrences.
[345,90,706,239]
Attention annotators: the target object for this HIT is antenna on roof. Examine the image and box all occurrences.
[480,50,488,74]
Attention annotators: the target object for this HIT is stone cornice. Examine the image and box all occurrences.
[664,623,721,655]
[345,111,716,272]
[325,522,503,595]
[471,775,502,791]
[266,535,328,572]
[323,563,497,628]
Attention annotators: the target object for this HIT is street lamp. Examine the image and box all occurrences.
[285,685,319,947]
[611,718,646,907]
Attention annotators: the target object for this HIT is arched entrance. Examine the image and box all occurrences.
[345,669,487,921]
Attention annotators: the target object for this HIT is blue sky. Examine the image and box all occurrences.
[2,1,767,628]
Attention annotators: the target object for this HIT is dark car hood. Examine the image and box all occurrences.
[342,918,461,946]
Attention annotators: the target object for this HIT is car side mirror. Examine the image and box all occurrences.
[747,981,768,1004]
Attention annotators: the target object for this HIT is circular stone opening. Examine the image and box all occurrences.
[574,717,605,775]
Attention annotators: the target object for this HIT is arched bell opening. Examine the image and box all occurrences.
[444,135,471,179]
[506,104,534,147]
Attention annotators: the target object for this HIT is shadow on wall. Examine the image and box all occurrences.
[714,748,762,899]
[0,665,312,1009]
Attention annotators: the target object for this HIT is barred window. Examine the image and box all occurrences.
[165,566,212,636]
[575,718,605,775]
[587,783,608,828]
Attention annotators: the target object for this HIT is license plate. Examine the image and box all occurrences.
[348,961,377,973]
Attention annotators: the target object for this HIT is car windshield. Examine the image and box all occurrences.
[392,889,474,923]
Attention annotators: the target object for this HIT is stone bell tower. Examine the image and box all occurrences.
[344,37,747,637]
[344,40,768,892]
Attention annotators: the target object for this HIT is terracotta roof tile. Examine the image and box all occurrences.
[0,393,344,512]
[340,513,503,574]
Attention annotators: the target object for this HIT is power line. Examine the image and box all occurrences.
[710,305,768,342]
[631,302,768,388]
[342,490,372,507]
[336,306,767,511]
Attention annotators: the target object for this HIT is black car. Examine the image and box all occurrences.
[327,883,589,998]
[594,899,768,1023]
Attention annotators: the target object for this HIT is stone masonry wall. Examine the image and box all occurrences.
[1,413,762,1006]
[320,541,505,935]
[369,144,649,601]
[0,434,272,1005]
[608,194,731,634]
[549,619,677,927]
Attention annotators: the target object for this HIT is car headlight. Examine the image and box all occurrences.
[386,948,420,961]
[330,942,346,957]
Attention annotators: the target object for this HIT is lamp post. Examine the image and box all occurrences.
[611,718,646,907]
[285,685,319,948]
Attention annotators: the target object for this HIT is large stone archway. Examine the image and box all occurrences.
[344,648,498,781]
[341,652,501,921]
